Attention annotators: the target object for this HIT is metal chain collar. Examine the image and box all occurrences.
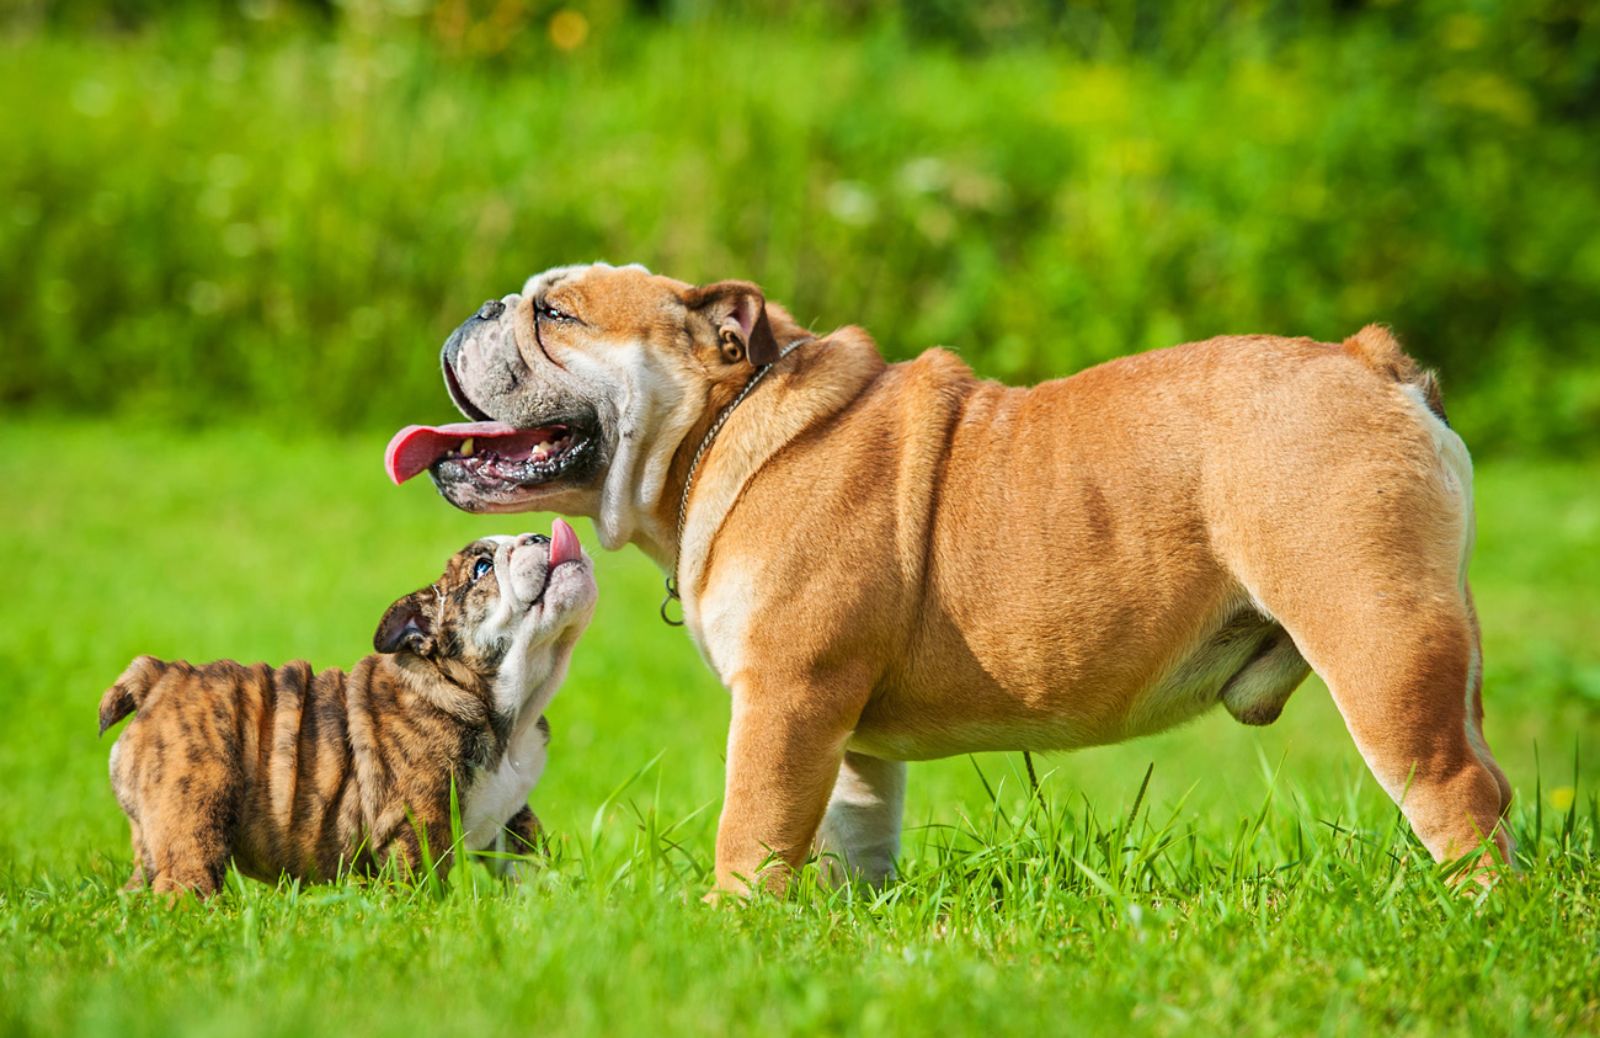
[660,337,816,625]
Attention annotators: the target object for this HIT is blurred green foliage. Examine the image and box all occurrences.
[2,0,1598,452]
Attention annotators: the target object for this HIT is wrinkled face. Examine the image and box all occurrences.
[374,519,598,716]
[384,262,802,551]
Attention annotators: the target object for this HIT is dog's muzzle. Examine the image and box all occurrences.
[442,298,507,374]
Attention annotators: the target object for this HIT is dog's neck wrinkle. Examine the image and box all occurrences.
[416,657,524,770]
[602,307,818,562]
[639,372,761,569]
[666,331,887,622]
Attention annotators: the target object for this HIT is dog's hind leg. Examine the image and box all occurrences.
[1221,545,1510,872]
[1210,389,1511,873]
[1226,554,1512,871]
[122,818,151,892]
[142,780,239,899]
[1296,600,1510,870]
[110,741,154,891]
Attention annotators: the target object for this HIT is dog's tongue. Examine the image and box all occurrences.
[384,422,521,485]
[549,518,582,566]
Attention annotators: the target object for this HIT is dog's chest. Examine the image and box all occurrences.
[687,566,763,684]
[461,718,548,849]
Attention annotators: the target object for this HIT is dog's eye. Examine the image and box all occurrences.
[535,300,576,324]
[471,557,493,581]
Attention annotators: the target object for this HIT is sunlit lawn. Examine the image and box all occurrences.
[1,419,1596,1036]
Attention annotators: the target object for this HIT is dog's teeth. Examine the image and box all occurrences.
[460,437,475,456]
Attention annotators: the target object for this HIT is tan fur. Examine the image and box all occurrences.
[430,265,1513,894]
[1344,323,1447,421]
[101,538,589,897]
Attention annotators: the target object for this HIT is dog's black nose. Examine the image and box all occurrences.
[475,299,505,322]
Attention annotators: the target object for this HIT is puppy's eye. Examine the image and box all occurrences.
[471,557,493,581]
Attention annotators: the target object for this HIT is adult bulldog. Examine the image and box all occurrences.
[386,262,1513,894]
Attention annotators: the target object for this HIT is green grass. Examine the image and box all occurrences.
[1,418,1597,1036]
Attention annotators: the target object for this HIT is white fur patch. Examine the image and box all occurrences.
[462,709,549,850]
[560,337,704,556]
[691,559,761,683]
[520,261,650,299]
[1463,636,1491,760]
[814,753,906,887]
[1401,383,1475,592]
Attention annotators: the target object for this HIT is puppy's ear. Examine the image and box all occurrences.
[685,280,780,366]
[374,589,436,656]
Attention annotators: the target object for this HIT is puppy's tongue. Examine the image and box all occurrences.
[384,422,521,485]
[549,518,582,566]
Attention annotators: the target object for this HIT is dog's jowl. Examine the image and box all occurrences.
[100,521,596,896]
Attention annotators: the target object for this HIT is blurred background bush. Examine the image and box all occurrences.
[2,0,1597,454]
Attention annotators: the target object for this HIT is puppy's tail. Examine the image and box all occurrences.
[98,655,169,735]
[1341,324,1448,424]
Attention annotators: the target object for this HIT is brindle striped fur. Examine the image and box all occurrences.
[101,539,579,896]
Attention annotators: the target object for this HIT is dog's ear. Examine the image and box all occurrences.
[685,280,780,366]
[374,589,436,656]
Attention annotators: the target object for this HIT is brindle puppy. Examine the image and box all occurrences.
[100,521,596,897]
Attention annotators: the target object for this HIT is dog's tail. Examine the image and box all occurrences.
[98,655,170,736]
[1340,324,1448,424]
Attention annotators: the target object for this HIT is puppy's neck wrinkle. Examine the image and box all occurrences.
[325,656,470,865]
[391,654,489,716]
[383,653,506,766]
